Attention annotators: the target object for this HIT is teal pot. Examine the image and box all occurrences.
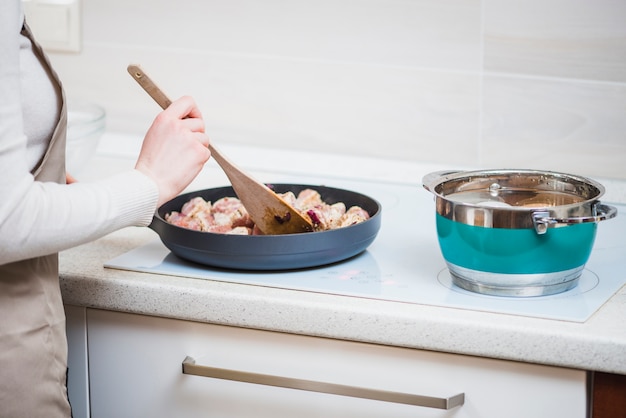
[423,169,617,297]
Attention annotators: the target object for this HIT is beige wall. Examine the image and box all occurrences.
[45,0,626,179]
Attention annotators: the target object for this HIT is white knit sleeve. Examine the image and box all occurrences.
[0,169,159,265]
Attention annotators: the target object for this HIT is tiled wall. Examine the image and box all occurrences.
[44,0,626,179]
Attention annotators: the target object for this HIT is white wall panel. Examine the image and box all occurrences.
[39,0,626,179]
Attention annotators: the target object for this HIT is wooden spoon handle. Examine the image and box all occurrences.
[127,64,237,171]
[127,65,172,109]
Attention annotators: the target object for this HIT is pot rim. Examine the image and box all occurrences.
[423,168,606,207]
[422,168,617,231]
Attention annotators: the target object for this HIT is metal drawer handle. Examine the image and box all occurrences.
[182,356,464,410]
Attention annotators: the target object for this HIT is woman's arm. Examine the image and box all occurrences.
[1,3,210,265]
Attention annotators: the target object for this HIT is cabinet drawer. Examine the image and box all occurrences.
[87,309,586,418]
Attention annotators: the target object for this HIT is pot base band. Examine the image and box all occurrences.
[447,263,583,297]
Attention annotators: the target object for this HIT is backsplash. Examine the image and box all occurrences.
[38,0,626,179]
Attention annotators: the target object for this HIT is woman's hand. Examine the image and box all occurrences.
[66,172,78,184]
[135,96,211,207]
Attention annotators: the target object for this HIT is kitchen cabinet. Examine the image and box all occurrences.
[79,308,586,418]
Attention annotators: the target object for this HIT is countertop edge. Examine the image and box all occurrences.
[60,234,626,375]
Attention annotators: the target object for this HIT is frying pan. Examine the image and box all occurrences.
[149,184,382,270]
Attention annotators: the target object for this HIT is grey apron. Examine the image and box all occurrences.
[0,24,71,418]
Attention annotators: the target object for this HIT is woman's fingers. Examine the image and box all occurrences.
[180,116,205,133]
[195,131,211,148]
[166,95,204,125]
[66,172,78,184]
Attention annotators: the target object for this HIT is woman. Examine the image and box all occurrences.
[0,1,211,416]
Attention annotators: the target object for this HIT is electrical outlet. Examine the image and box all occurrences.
[22,0,81,53]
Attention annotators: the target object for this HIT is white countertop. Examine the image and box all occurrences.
[60,133,626,375]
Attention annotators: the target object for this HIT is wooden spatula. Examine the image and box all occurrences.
[127,64,313,235]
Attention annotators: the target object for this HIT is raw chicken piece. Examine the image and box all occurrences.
[295,189,323,210]
[212,197,253,229]
[306,202,346,231]
[181,196,210,216]
[165,211,203,231]
[278,191,297,208]
[338,206,370,227]
[227,226,252,235]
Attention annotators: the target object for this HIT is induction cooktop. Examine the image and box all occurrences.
[105,174,626,323]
